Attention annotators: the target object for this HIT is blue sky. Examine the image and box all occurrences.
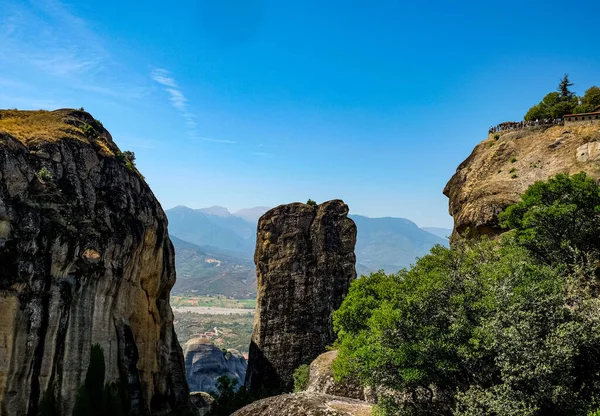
[1,0,599,227]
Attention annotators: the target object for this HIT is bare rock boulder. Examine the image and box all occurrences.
[245,200,357,395]
[306,350,372,402]
[231,391,372,416]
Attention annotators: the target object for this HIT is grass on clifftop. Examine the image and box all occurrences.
[0,110,81,143]
[0,109,116,156]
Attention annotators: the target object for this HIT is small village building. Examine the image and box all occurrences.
[564,106,600,124]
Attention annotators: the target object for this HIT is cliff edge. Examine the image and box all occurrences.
[0,109,189,415]
[444,124,600,241]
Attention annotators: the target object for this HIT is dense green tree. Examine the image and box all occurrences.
[549,98,576,118]
[582,86,600,108]
[574,104,596,114]
[333,173,600,415]
[499,172,600,265]
[524,103,550,122]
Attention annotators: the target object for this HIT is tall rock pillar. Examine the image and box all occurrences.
[245,200,357,395]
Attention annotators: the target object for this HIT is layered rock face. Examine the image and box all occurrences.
[0,110,189,415]
[245,200,357,394]
[184,338,247,393]
[444,124,600,241]
[231,392,373,416]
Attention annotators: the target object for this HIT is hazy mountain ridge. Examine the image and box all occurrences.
[170,235,257,297]
[167,205,449,296]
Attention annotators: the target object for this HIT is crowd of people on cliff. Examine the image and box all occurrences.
[489,118,563,134]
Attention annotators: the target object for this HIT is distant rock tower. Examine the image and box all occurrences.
[245,199,357,395]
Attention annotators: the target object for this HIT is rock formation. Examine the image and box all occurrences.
[444,124,600,241]
[231,392,373,416]
[305,350,372,402]
[189,391,214,416]
[245,200,357,395]
[0,109,189,415]
[184,338,247,393]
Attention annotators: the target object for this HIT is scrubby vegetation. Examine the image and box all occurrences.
[306,199,317,206]
[38,167,53,181]
[524,75,600,121]
[293,364,310,392]
[333,172,600,415]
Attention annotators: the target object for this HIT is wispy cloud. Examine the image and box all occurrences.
[151,68,198,131]
[198,137,238,144]
[0,0,144,100]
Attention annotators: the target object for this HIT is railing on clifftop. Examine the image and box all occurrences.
[489,118,563,134]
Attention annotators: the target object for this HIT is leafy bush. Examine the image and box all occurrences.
[333,173,600,415]
[38,167,52,181]
[116,151,136,171]
[81,123,95,137]
[510,157,517,163]
[306,199,317,206]
[493,134,500,140]
[293,364,310,392]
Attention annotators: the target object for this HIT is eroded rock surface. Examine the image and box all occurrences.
[184,337,247,393]
[444,124,600,241]
[306,350,372,402]
[0,109,189,415]
[231,391,372,416]
[245,200,357,395]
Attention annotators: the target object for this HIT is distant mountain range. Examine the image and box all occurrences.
[166,205,449,297]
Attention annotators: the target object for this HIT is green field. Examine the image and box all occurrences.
[171,295,256,309]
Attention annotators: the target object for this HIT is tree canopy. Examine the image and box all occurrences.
[333,173,600,416]
[523,75,598,120]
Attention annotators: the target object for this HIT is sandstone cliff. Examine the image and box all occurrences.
[0,109,189,415]
[245,200,357,395]
[184,338,246,393]
[444,124,600,241]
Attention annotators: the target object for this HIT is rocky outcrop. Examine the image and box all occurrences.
[0,109,190,415]
[306,350,371,402]
[444,124,600,241]
[231,392,373,416]
[184,338,246,393]
[245,200,357,395]
[189,391,214,416]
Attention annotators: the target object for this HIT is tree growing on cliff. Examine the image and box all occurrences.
[524,75,580,120]
[499,172,600,265]
[333,173,600,415]
[558,73,575,100]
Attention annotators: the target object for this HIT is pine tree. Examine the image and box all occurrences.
[558,73,575,100]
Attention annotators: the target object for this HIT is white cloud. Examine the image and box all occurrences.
[150,68,199,134]
[0,0,142,99]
